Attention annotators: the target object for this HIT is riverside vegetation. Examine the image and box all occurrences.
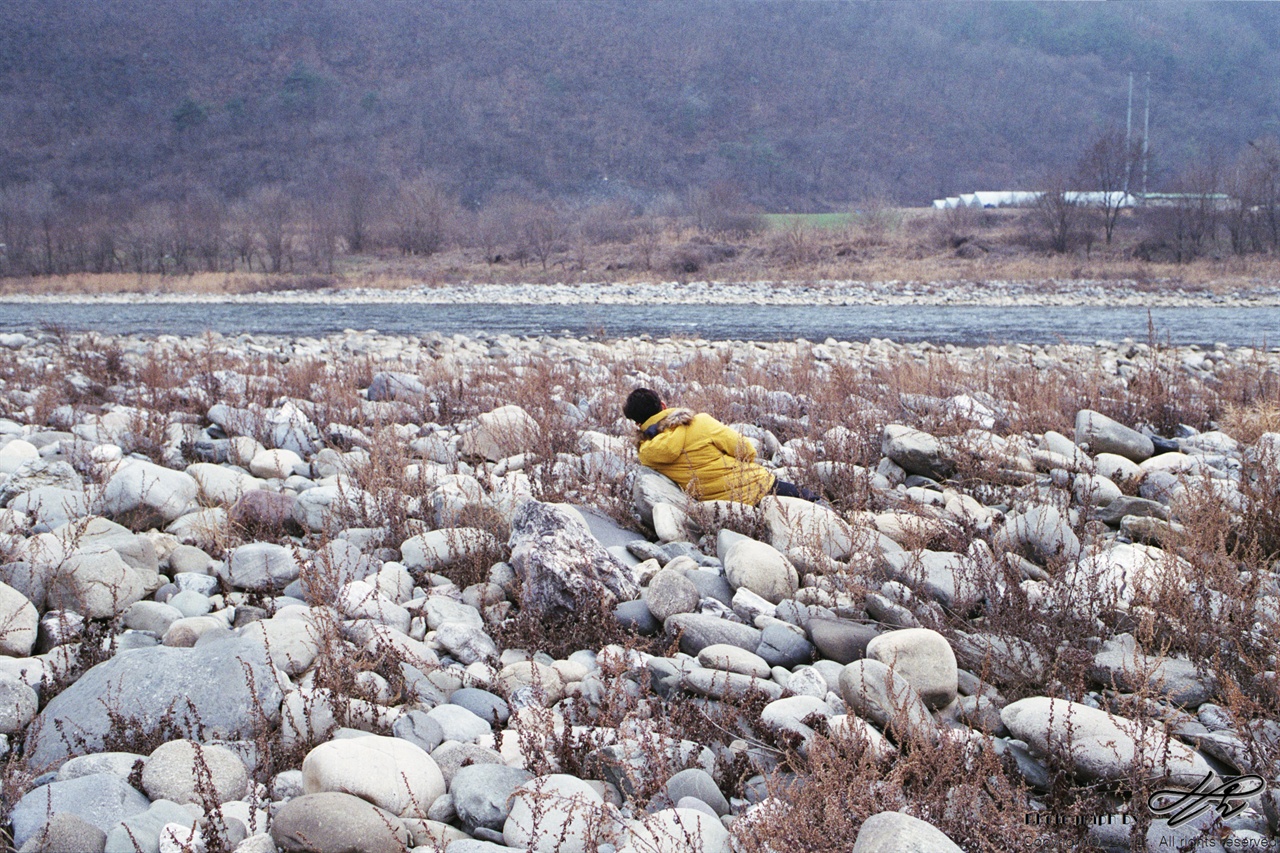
[0,327,1276,850]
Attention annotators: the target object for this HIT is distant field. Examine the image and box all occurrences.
[762,212,856,230]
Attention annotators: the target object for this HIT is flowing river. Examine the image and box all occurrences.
[1,301,1278,346]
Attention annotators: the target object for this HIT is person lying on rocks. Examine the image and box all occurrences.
[624,387,822,505]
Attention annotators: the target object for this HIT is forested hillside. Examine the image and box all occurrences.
[2,1,1277,209]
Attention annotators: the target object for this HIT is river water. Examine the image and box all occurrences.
[0,301,1277,347]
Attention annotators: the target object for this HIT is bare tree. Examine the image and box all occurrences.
[1148,160,1223,263]
[338,168,379,254]
[1032,177,1085,254]
[523,202,568,271]
[393,176,454,256]
[251,185,294,274]
[1232,138,1280,252]
[1077,128,1140,244]
[634,215,664,271]
[302,196,340,273]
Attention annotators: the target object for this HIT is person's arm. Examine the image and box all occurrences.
[639,427,684,464]
[705,416,757,462]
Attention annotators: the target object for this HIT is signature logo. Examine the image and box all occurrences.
[1148,773,1267,828]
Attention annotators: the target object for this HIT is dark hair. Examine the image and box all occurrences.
[624,388,664,424]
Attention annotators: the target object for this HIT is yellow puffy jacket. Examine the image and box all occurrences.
[637,408,776,505]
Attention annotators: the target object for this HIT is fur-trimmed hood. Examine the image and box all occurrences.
[637,407,695,441]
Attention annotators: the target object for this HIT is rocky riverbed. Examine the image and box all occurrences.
[4,276,1280,307]
[0,329,1277,852]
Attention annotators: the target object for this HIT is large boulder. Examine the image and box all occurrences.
[760,496,855,560]
[1062,542,1191,615]
[1090,633,1215,707]
[632,468,690,528]
[367,371,428,403]
[881,425,953,481]
[10,773,148,850]
[643,569,701,623]
[664,613,762,656]
[620,808,730,853]
[99,460,199,526]
[0,580,38,656]
[508,501,639,619]
[302,734,445,817]
[882,549,980,610]
[997,504,1081,563]
[503,774,610,853]
[451,764,535,832]
[865,628,958,711]
[0,459,83,508]
[1075,409,1154,462]
[185,463,264,506]
[400,528,500,573]
[852,811,963,853]
[27,635,284,769]
[271,792,411,853]
[9,486,90,528]
[722,538,799,604]
[838,659,937,744]
[219,542,302,591]
[461,405,540,462]
[142,739,249,805]
[45,546,148,619]
[1002,697,1213,787]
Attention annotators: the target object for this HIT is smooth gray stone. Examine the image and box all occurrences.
[271,791,411,853]
[577,505,645,549]
[626,540,670,563]
[615,599,661,634]
[367,371,427,402]
[1096,495,1170,526]
[808,618,881,664]
[1075,409,1154,462]
[56,752,146,784]
[392,709,445,753]
[400,663,451,706]
[665,613,762,656]
[839,659,937,744]
[450,764,534,832]
[881,425,953,480]
[26,636,284,769]
[1139,470,1182,504]
[852,810,963,853]
[681,667,784,701]
[1090,633,1215,707]
[426,703,491,743]
[607,545,643,569]
[430,742,504,787]
[16,813,105,853]
[11,773,149,849]
[756,623,814,668]
[104,799,195,853]
[775,600,836,630]
[451,687,510,725]
[664,767,729,816]
[445,841,514,853]
[665,542,715,564]
[644,569,701,622]
[680,569,735,606]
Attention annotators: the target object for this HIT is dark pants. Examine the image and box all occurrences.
[771,479,822,502]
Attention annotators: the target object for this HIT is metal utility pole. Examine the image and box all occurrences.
[1124,72,1134,195]
[1141,72,1151,202]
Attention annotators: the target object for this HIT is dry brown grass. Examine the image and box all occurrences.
[1218,400,1280,444]
[6,208,1280,295]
